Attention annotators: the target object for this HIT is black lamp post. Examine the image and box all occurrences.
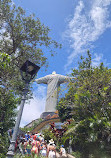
[7,60,40,158]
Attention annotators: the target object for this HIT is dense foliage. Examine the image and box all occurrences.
[57,52,111,158]
[0,87,18,157]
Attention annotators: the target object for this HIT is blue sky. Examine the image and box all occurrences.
[13,0,111,127]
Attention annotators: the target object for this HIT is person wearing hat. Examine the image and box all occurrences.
[59,145,67,158]
[47,139,56,158]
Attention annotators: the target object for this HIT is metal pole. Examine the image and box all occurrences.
[69,136,72,154]
[7,83,29,158]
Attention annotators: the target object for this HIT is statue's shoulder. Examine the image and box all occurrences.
[45,73,67,78]
[49,74,59,77]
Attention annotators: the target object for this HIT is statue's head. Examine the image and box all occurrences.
[52,71,56,75]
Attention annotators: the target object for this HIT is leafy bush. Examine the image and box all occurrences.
[71,151,82,158]
[0,133,9,158]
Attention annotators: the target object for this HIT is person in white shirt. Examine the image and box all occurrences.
[47,139,56,158]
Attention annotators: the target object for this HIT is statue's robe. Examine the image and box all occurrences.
[35,74,73,112]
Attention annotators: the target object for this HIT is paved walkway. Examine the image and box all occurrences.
[56,152,75,158]
[67,154,75,158]
[14,149,75,158]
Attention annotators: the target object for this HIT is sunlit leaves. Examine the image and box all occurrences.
[0,0,61,68]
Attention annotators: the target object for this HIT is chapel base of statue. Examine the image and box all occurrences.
[40,112,55,119]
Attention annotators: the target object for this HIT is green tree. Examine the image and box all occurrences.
[0,0,61,94]
[57,51,111,158]
[42,128,55,143]
[0,88,18,136]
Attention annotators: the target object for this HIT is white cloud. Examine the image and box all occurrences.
[92,53,103,67]
[20,85,46,127]
[92,53,110,67]
[64,0,111,69]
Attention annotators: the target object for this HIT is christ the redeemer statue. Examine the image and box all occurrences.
[35,71,74,112]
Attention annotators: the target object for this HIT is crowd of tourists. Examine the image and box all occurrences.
[14,131,67,158]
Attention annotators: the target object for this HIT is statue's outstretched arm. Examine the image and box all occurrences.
[59,76,76,84]
[34,76,50,84]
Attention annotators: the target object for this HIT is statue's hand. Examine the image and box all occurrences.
[30,79,36,83]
